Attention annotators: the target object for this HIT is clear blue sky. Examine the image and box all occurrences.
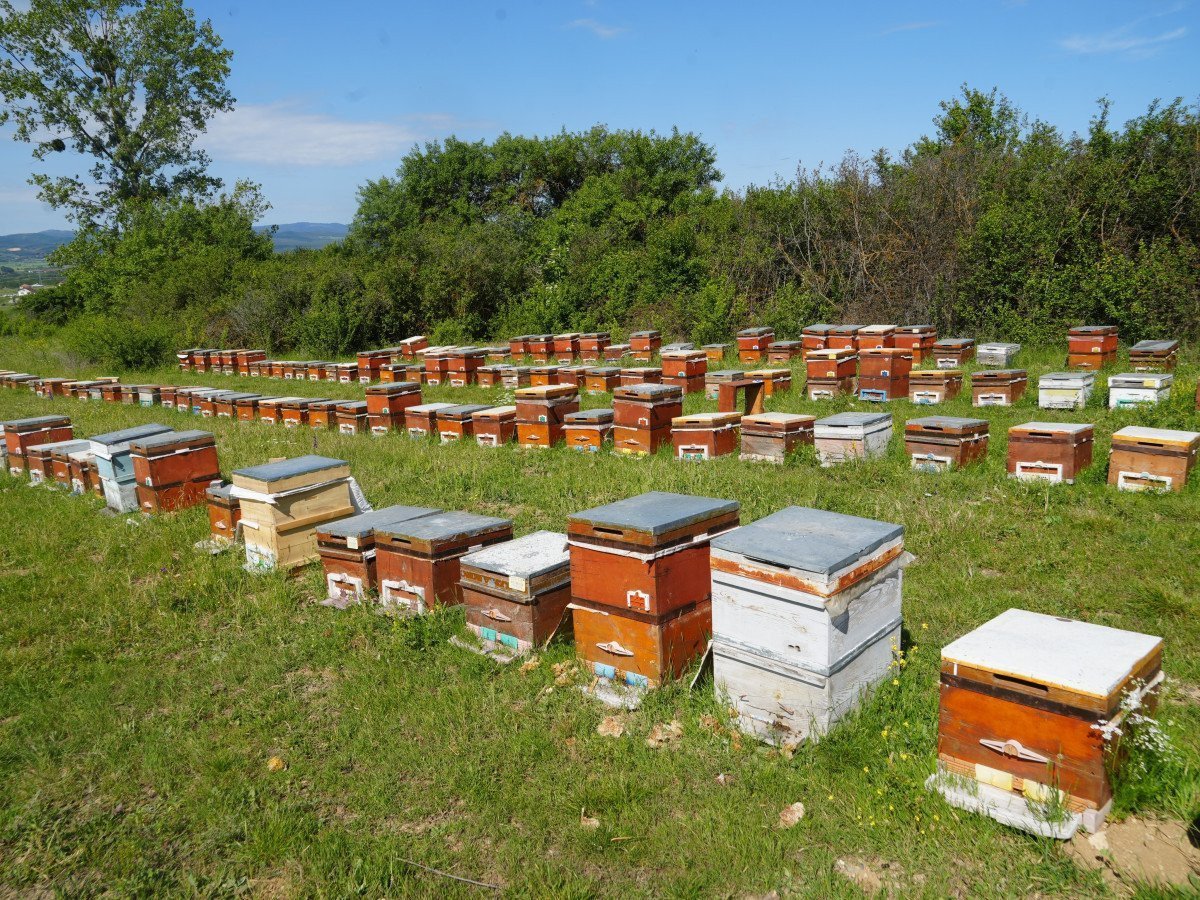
[2,0,1198,232]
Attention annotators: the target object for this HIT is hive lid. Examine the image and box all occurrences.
[906,416,988,430]
[221,392,262,402]
[2,415,72,430]
[1069,325,1117,335]
[768,340,803,348]
[335,400,368,411]
[570,491,739,536]
[978,342,1021,351]
[554,332,582,340]
[1130,339,1178,352]
[1011,421,1093,435]
[1040,372,1094,385]
[712,506,902,576]
[614,383,683,400]
[376,510,512,541]
[408,402,457,414]
[910,369,962,380]
[233,454,347,484]
[565,408,614,423]
[742,412,815,426]
[832,324,862,333]
[30,439,90,455]
[130,429,214,450]
[941,609,1160,699]
[738,327,773,336]
[88,423,174,447]
[1109,373,1172,388]
[587,366,621,375]
[972,369,1025,379]
[461,530,570,579]
[205,481,234,500]
[366,381,421,393]
[473,405,517,418]
[631,330,660,338]
[805,348,855,359]
[320,504,440,539]
[706,369,745,379]
[514,385,577,399]
[745,368,790,377]
[662,342,696,350]
[816,412,892,428]
[440,404,492,418]
[802,324,837,334]
[672,411,742,426]
[860,324,897,333]
[934,337,974,348]
[1111,426,1199,447]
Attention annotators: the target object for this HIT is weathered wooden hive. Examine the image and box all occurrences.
[205,481,241,545]
[705,369,745,400]
[1006,422,1094,484]
[630,329,662,361]
[366,382,422,434]
[909,369,963,405]
[611,383,682,455]
[515,385,579,449]
[813,412,893,466]
[405,402,455,438]
[26,439,90,486]
[552,333,581,361]
[4,415,73,475]
[744,368,792,396]
[858,348,913,402]
[739,412,814,463]
[660,349,707,394]
[89,423,174,512]
[932,338,975,368]
[316,504,440,605]
[767,340,804,363]
[437,404,492,442]
[904,417,990,472]
[802,323,836,354]
[334,400,369,435]
[585,366,622,394]
[1107,426,1199,493]
[737,327,774,363]
[857,324,897,350]
[971,369,1027,407]
[1128,339,1178,371]
[564,408,614,452]
[472,405,517,447]
[671,411,742,460]
[1067,325,1118,370]
[1107,373,1172,410]
[578,332,611,361]
[1038,371,1094,410]
[130,429,221,513]
[827,324,863,351]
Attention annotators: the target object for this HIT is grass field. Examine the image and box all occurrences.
[2,335,1199,897]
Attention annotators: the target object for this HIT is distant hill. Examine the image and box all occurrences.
[256,222,349,251]
[0,223,349,258]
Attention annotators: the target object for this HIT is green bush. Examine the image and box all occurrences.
[60,314,174,370]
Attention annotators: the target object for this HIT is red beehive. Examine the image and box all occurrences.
[206,481,241,545]
[552,333,581,360]
[131,429,221,513]
[530,365,564,387]
[436,404,492,442]
[26,439,89,486]
[51,440,91,488]
[422,348,452,386]
[827,325,863,351]
[802,324,835,354]
[282,397,326,428]
[619,367,662,387]
[399,335,429,358]
[671,412,742,460]
[806,376,855,400]
[356,349,392,384]
[894,325,937,363]
[4,415,73,475]
[234,395,264,422]
[736,327,774,364]
[612,383,682,455]
[1007,422,1094,484]
[740,412,815,463]
[447,347,486,386]
[527,334,554,362]
[472,405,517,447]
[932,338,976,368]
[334,400,369,434]
[909,370,964,406]
[767,340,804,363]
[317,505,439,605]
[805,348,857,381]
[904,416,990,472]
[508,335,531,357]
[515,385,579,449]
[405,402,455,438]
[971,369,1028,407]
[584,367,621,394]
[578,332,611,361]
[630,330,661,361]
[307,400,339,430]
[257,397,288,425]
[858,347,913,402]
[564,408,614,452]
[366,382,422,434]
[858,325,897,349]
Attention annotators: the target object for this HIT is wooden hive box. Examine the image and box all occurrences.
[327,362,357,383]
[563,408,614,452]
[671,411,742,460]
[166,386,192,412]
[740,413,815,463]
[584,366,621,394]
[1038,372,1094,410]
[35,377,72,398]
[556,365,590,388]
[422,348,453,386]
[767,340,804,363]
[89,424,174,512]
[702,343,729,363]
[317,504,440,604]
[577,332,611,361]
[214,392,257,419]
[135,385,162,407]
[306,400,337,430]
[248,361,264,377]
[508,335,531,357]
[356,349,392,384]
[568,491,739,687]
[334,400,369,435]
[238,350,267,375]
[858,348,913,401]
[737,327,774,363]
[1007,422,1094,484]
[806,375,855,400]
[119,384,144,404]
[50,439,91,488]
[971,369,1028,407]
[257,397,292,425]
[476,365,503,388]
[447,347,486,386]
[814,412,893,466]
[934,609,1162,836]
[437,404,492,442]
[4,415,74,475]
[197,390,237,418]
[630,330,662,360]
[530,364,564,387]
[661,349,707,380]
[234,394,265,422]
[282,397,325,428]
[894,325,941,361]
[604,342,631,362]
[904,416,990,472]
[232,455,355,570]
[206,481,241,544]
[473,405,517,447]
[405,402,456,438]
[527,334,555,362]
[1128,339,1178,372]
[376,511,513,613]
[711,506,904,744]
[100,382,123,403]
[828,324,864,350]
[400,335,429,357]
[1108,373,1172,410]
[1068,325,1118,355]
[619,367,663,388]
[306,361,330,381]
[483,346,511,363]
[858,324,897,350]
[1067,352,1116,371]
[378,362,404,383]
[462,530,572,654]
[705,369,745,400]
[909,369,963,405]
[27,439,90,486]
[932,338,976,368]
[68,449,101,495]
[552,333,581,360]
[191,350,213,372]
[131,429,220,513]
[515,385,579,449]
[802,323,836,353]
[977,343,1021,367]
[612,383,683,455]
[1108,426,1199,493]
[177,348,200,371]
[744,368,791,396]
[806,348,857,381]
[366,382,422,434]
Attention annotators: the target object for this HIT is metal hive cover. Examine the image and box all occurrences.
[30,439,90,454]
[376,510,512,541]
[907,416,987,429]
[707,369,745,378]
[744,412,813,425]
[206,481,234,500]
[618,383,682,399]
[1110,373,1171,387]
[88,424,174,447]
[566,408,614,423]
[978,342,1021,351]
[1112,426,1199,444]
[222,392,262,402]
[571,491,739,535]
[1014,421,1092,435]
[974,369,1025,378]
[816,412,892,428]
[336,401,368,411]
[631,330,659,338]
[1131,340,1178,352]
[803,324,836,333]
[131,429,213,449]
[233,454,346,482]
[461,530,570,579]
[712,506,903,576]
[408,402,456,414]
[738,327,772,336]
[321,505,440,539]
[2,415,72,429]
[1041,372,1094,384]
[441,404,492,418]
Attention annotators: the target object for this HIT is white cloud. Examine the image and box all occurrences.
[566,18,627,39]
[879,20,941,35]
[201,103,426,167]
[1060,11,1187,57]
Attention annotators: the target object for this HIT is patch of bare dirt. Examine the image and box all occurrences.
[1067,817,1200,891]
[249,860,303,899]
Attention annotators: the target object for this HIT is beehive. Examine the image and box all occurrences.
[603,342,631,362]
[473,405,517,447]
[317,504,440,605]
[1128,339,1178,372]
[447,347,486,386]
[89,423,174,512]
[26,439,89,486]
[827,325,863,351]
[739,413,815,463]
[806,348,857,381]
[569,492,739,688]
[334,400,369,435]
[206,481,241,545]
[500,367,531,390]
[977,343,1021,367]
[232,455,356,571]
[527,334,555,361]
[375,511,513,614]
[1007,422,1094,484]
[256,397,289,424]
[802,324,836,354]
[972,369,1028,407]
[909,370,963,405]
[578,332,611,361]
[671,411,741,460]
[744,368,791,396]
[1108,426,1199,493]
[215,392,260,419]
[552,333,581,360]
[814,412,893,466]
[366,382,422,434]
[4,415,74,475]
[932,338,976,368]
[437,404,492,442]
[50,440,91,488]
[619,367,662,388]
[405,402,456,438]
[564,408,614,452]
[584,366,621,394]
[933,609,1161,837]
[1067,325,1118,370]
[282,397,324,428]
[515,385,579,449]
[661,350,707,394]
[737,327,774,363]
[611,383,682,455]
[1038,372,1094,410]
[767,340,804,363]
[530,365,564,387]
[806,376,855,400]
[131,429,220,513]
[461,530,572,655]
[630,330,662,361]
[711,506,904,744]
[857,348,913,402]
[705,369,745,400]
[858,325,897,350]
[702,344,729,363]
[1107,373,1172,409]
[308,400,339,430]
[904,417,990,472]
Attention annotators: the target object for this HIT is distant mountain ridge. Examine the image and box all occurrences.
[0,223,349,257]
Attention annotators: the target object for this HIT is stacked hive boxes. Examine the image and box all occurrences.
[1007,423,1094,484]
[737,328,774,364]
[630,330,661,361]
[767,340,804,363]
[4,415,73,476]
[515,385,578,449]
[366,382,422,434]
[90,424,174,512]
[671,412,741,460]
[711,507,904,744]
[931,609,1162,838]
[1039,372,1094,410]
[806,348,856,399]
[1108,427,1199,493]
[858,348,913,401]
[206,482,241,545]
[568,492,739,689]
[552,333,580,361]
[801,324,835,355]
[585,367,621,394]
[130,429,220,513]
[904,417,989,472]
[1068,325,1118,370]
[461,530,572,656]
[1108,373,1172,409]
[828,325,862,350]
[47,440,91,488]
[232,455,357,570]
[26,439,89,486]
[739,413,814,463]
[909,370,963,405]
[578,333,610,361]
[661,349,707,394]
[335,400,369,434]
[814,412,893,466]
[447,347,486,386]
[612,383,682,455]
[972,370,1027,407]
[316,505,439,605]
[375,512,513,614]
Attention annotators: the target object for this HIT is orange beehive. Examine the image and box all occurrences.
[578,332,611,361]
[671,411,742,460]
[630,330,661,361]
[584,367,621,394]
[515,385,579,449]
[552,333,581,360]
[909,370,964,405]
[472,405,517,447]
[737,328,774,364]
[894,325,938,363]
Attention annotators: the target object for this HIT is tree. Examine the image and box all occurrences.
[0,0,234,232]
